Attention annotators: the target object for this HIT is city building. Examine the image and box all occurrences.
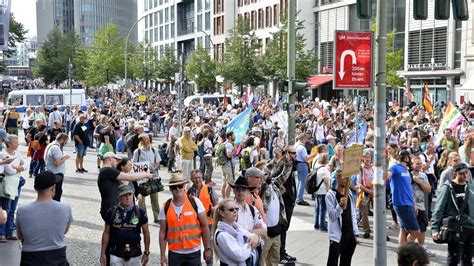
[36,0,138,46]
[4,37,39,79]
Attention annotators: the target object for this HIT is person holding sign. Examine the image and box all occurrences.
[132,133,162,223]
[325,169,359,266]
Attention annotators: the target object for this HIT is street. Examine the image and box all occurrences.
[0,132,449,266]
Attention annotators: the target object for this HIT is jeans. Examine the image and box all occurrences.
[314,194,327,230]
[447,227,474,266]
[88,130,94,148]
[296,162,309,203]
[66,121,71,134]
[31,159,45,177]
[198,147,205,174]
[53,174,64,202]
[327,233,357,266]
[0,192,20,237]
[168,250,201,265]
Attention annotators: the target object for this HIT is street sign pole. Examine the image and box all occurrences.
[287,0,296,145]
[68,58,73,109]
[374,0,388,265]
[177,43,185,136]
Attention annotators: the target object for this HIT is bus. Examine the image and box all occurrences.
[6,89,87,117]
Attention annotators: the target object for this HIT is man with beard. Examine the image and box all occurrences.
[44,133,70,202]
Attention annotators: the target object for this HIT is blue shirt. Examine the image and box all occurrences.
[296,144,308,162]
[389,163,414,207]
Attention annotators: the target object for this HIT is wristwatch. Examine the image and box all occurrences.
[143,251,150,255]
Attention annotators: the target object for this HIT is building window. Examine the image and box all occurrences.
[159,10,163,24]
[165,7,169,22]
[171,22,175,37]
[238,0,243,7]
[265,7,272,27]
[197,14,203,30]
[407,27,447,70]
[165,24,169,40]
[154,28,158,42]
[154,12,158,26]
[198,0,202,13]
[258,9,263,29]
[154,0,157,8]
[170,7,174,20]
[251,11,256,30]
[160,26,164,41]
[320,41,334,71]
[205,0,211,10]
[273,5,279,26]
[205,12,211,30]
[280,0,287,18]
[454,21,462,69]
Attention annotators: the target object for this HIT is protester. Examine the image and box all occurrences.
[432,163,474,265]
[200,129,215,185]
[44,133,70,202]
[213,199,260,266]
[16,171,73,265]
[3,107,20,135]
[73,114,90,173]
[178,126,197,180]
[187,169,219,228]
[100,184,150,266]
[30,124,48,178]
[326,169,359,266]
[158,173,213,265]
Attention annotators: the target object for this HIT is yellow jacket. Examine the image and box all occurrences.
[179,136,198,160]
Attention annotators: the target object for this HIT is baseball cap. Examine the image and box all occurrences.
[34,171,61,190]
[183,126,191,132]
[453,163,469,173]
[102,152,123,160]
[245,167,266,179]
[117,184,134,196]
[134,124,144,130]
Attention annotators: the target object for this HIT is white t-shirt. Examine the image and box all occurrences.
[236,202,267,231]
[203,138,213,157]
[0,150,24,176]
[158,197,206,254]
[265,188,280,227]
[169,126,178,140]
[314,163,330,195]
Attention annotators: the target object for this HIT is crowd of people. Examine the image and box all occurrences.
[0,84,474,265]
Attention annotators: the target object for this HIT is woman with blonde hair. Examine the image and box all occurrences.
[212,199,260,265]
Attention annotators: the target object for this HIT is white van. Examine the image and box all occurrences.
[184,94,235,107]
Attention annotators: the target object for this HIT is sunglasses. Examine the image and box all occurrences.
[170,184,184,190]
[226,207,239,213]
[289,152,296,154]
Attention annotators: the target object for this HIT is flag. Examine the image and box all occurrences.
[226,108,252,144]
[223,94,228,107]
[249,87,255,106]
[276,98,281,108]
[436,102,465,143]
[423,83,434,113]
[405,87,414,102]
[345,123,368,148]
[242,93,248,107]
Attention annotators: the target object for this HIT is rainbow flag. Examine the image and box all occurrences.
[423,83,434,113]
[405,87,414,102]
[436,102,465,143]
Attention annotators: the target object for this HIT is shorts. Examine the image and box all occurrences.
[416,209,428,232]
[394,205,420,233]
[76,144,87,157]
[222,163,235,184]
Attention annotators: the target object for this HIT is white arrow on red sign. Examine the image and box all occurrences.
[338,50,357,80]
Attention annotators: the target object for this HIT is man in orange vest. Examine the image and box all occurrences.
[187,169,219,228]
[158,173,213,265]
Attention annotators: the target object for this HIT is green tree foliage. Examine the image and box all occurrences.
[371,23,404,89]
[0,14,28,72]
[33,28,82,86]
[85,23,125,86]
[185,45,216,93]
[260,16,317,81]
[129,42,158,89]
[155,46,179,82]
[217,18,262,95]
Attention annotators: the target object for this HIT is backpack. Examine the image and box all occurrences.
[305,166,325,194]
[164,195,199,237]
[240,147,254,170]
[215,143,229,166]
[125,131,137,150]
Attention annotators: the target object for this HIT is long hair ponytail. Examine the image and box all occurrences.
[211,199,234,261]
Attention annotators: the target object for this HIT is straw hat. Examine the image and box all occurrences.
[167,173,189,186]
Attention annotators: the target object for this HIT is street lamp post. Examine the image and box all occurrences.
[124,15,147,102]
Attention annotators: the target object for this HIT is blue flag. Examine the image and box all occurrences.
[226,108,252,144]
[344,123,368,148]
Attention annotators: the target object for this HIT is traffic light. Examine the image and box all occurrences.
[452,0,469,21]
[435,0,450,19]
[277,79,288,93]
[292,81,311,100]
[413,0,428,20]
[356,0,372,19]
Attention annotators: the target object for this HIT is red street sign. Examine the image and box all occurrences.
[334,31,373,90]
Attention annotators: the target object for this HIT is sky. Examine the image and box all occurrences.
[11,0,37,38]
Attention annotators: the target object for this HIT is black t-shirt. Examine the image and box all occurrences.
[100,128,116,149]
[98,167,121,218]
[105,205,147,250]
[451,181,469,216]
[73,122,90,146]
[48,128,63,143]
[335,189,354,235]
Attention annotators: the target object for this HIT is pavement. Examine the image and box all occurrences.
[0,132,450,266]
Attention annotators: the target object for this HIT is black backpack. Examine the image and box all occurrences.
[305,166,325,194]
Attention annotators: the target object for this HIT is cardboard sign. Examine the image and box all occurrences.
[138,95,147,102]
[341,144,364,178]
[131,161,150,174]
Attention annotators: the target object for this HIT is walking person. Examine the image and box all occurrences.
[72,114,90,173]
[432,163,474,265]
[16,171,73,265]
[100,184,150,266]
[326,170,359,266]
[158,173,213,265]
[200,129,215,185]
[313,153,331,232]
[30,125,48,178]
[44,133,70,202]
[295,133,317,206]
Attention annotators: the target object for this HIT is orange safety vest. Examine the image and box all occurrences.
[198,185,214,225]
[164,196,202,251]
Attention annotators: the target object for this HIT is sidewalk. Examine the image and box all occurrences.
[0,240,21,266]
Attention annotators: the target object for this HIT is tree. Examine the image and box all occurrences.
[185,45,216,93]
[85,23,124,86]
[33,28,82,86]
[218,17,262,95]
[0,13,28,72]
[371,23,404,90]
[155,46,179,90]
[260,14,317,82]
[129,42,158,89]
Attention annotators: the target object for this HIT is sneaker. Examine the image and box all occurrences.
[76,169,83,173]
[81,168,88,173]
[423,247,436,257]
[363,232,370,239]
[6,235,18,240]
[284,254,297,262]
[296,201,310,206]
[0,236,6,243]
[386,236,390,241]
[280,254,296,264]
